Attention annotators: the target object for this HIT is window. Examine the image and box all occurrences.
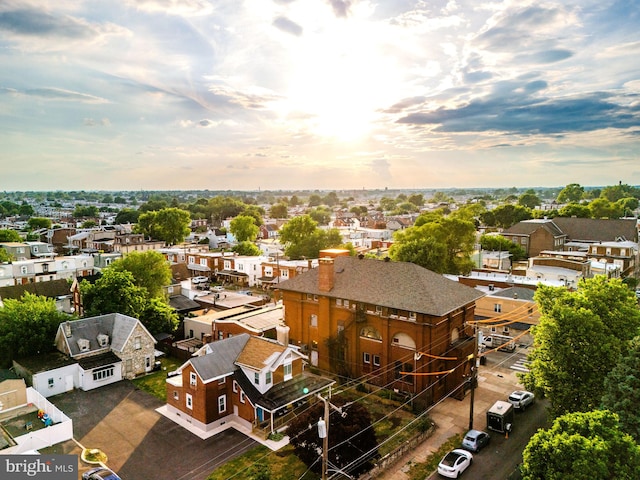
[363,352,371,364]
[190,372,197,386]
[283,363,292,380]
[134,336,141,349]
[494,304,502,313]
[173,391,179,400]
[20,266,28,275]
[306,293,313,301]
[373,355,381,367]
[233,381,238,393]
[240,392,246,403]
[218,377,226,385]
[186,393,192,409]
[48,378,54,388]
[310,314,318,327]
[375,305,383,314]
[254,372,260,385]
[92,365,114,382]
[336,298,342,306]
[218,331,224,340]
[313,295,318,301]
[360,326,382,340]
[266,371,272,384]
[409,312,417,320]
[311,340,318,350]
[218,395,227,413]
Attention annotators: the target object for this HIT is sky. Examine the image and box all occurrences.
[1,0,639,192]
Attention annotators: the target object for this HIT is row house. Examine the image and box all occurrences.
[257,258,318,289]
[113,232,164,256]
[0,242,31,261]
[276,250,484,408]
[165,333,335,437]
[0,254,96,287]
[587,240,637,277]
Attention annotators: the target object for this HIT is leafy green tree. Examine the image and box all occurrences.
[110,251,172,299]
[602,336,640,442]
[0,229,22,242]
[279,215,342,259]
[73,205,99,218]
[138,198,169,213]
[18,202,34,216]
[205,196,246,226]
[230,215,259,242]
[407,193,425,207]
[390,214,476,274]
[136,208,191,245]
[269,203,288,219]
[287,396,379,477]
[518,190,541,209]
[557,203,591,218]
[27,217,52,230]
[524,278,640,418]
[81,220,97,228]
[557,183,585,203]
[141,297,179,335]
[601,183,640,202]
[479,234,527,261]
[288,195,301,206]
[80,269,148,318]
[428,191,454,204]
[309,206,332,225]
[241,205,265,226]
[0,293,70,368]
[233,241,261,256]
[308,194,322,207]
[616,197,639,216]
[489,204,533,229]
[322,191,340,206]
[378,196,397,212]
[589,198,623,219]
[114,208,140,224]
[521,410,640,480]
[0,248,11,262]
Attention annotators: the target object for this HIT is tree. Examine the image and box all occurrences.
[521,410,640,480]
[114,208,140,224]
[241,205,265,226]
[0,229,22,242]
[27,217,52,230]
[141,297,179,335]
[0,248,11,263]
[407,193,425,207]
[110,251,172,299]
[287,396,379,477]
[557,183,585,203]
[73,205,99,218]
[557,203,591,218]
[80,269,148,318]
[390,213,476,274]
[279,216,342,259]
[233,241,261,256]
[479,234,527,261]
[308,206,332,225]
[523,278,640,418]
[308,194,322,207]
[488,204,533,229]
[602,336,640,442]
[269,203,288,219]
[0,293,70,368]
[616,197,639,216]
[589,198,623,219]
[81,220,98,228]
[136,208,191,245]
[230,215,259,242]
[518,190,541,209]
[601,183,640,202]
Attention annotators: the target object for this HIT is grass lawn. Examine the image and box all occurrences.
[131,355,183,401]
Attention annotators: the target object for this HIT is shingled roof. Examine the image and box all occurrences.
[190,333,250,382]
[276,256,484,317]
[502,219,566,237]
[551,217,638,243]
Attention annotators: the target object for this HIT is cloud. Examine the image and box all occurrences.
[328,0,352,18]
[84,118,111,127]
[0,8,96,39]
[273,16,303,36]
[18,87,109,104]
[123,0,213,16]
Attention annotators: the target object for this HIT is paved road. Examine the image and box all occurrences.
[427,399,549,480]
[47,381,258,480]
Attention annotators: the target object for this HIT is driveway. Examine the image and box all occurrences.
[46,381,258,480]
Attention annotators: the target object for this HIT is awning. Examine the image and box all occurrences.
[187,264,211,272]
[217,270,248,278]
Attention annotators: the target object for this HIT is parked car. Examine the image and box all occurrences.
[82,467,121,480]
[191,276,209,284]
[508,390,535,410]
[437,448,473,478]
[212,285,225,292]
[461,429,490,452]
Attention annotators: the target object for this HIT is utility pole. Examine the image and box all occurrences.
[469,327,480,431]
[317,396,329,480]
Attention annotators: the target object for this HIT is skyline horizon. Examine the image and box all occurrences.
[1,1,639,191]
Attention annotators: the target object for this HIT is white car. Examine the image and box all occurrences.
[437,448,473,478]
[191,276,209,284]
[508,390,535,410]
[212,286,225,292]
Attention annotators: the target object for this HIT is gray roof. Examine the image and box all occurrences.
[60,313,153,356]
[503,219,565,237]
[190,333,251,381]
[489,286,536,302]
[276,256,484,317]
[551,217,638,243]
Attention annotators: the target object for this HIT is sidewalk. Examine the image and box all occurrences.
[379,352,526,480]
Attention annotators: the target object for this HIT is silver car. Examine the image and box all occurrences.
[461,429,490,452]
[508,390,535,410]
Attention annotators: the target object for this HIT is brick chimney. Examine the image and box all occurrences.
[318,257,335,292]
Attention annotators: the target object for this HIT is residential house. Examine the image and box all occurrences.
[0,279,73,313]
[474,286,539,344]
[259,223,280,240]
[113,232,164,256]
[257,258,317,289]
[276,251,484,406]
[51,313,156,390]
[164,333,335,437]
[501,219,567,257]
[0,242,31,261]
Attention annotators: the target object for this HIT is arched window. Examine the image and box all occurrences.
[392,333,416,350]
[360,326,382,341]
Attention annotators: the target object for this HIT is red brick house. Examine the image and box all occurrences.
[165,333,334,436]
[276,252,484,407]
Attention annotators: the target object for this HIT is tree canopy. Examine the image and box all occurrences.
[521,410,640,480]
[229,215,259,242]
[232,241,262,256]
[0,293,70,368]
[523,277,640,418]
[479,234,527,261]
[110,250,172,298]
[556,183,585,203]
[136,207,191,245]
[287,396,379,477]
[0,229,22,242]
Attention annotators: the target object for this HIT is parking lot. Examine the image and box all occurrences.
[44,381,258,480]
